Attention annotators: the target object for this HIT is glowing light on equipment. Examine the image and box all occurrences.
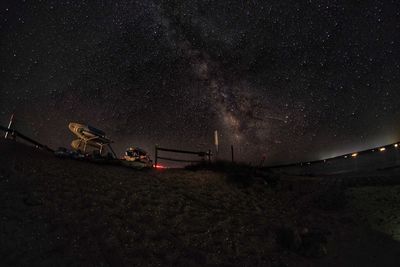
[351,153,358,157]
[379,147,386,152]
[153,164,167,169]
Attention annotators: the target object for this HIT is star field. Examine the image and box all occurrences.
[1,0,400,164]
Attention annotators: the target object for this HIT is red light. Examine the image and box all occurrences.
[153,164,167,169]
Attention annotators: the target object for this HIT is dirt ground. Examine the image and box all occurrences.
[1,140,400,266]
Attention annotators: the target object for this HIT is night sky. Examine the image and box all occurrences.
[1,0,400,164]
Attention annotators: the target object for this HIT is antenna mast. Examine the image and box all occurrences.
[4,114,14,139]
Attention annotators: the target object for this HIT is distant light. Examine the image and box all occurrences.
[344,155,348,159]
[395,144,399,148]
[379,147,386,152]
[351,153,358,157]
[153,164,167,169]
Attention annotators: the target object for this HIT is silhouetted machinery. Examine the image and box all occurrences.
[122,147,153,168]
[67,122,152,168]
[68,122,116,158]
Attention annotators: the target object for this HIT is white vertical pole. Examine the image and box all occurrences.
[4,114,14,139]
[214,130,219,158]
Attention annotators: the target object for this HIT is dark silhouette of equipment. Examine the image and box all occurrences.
[68,122,116,158]
[0,124,53,152]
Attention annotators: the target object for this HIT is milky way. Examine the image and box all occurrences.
[1,1,400,164]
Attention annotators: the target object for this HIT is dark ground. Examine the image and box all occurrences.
[1,140,400,266]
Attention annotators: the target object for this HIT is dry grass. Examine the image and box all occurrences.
[1,140,400,266]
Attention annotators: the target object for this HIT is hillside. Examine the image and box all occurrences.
[1,140,400,266]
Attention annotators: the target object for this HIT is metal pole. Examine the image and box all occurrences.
[4,114,14,139]
[260,154,266,167]
[107,144,117,159]
[231,145,234,163]
[214,130,219,159]
[154,145,158,168]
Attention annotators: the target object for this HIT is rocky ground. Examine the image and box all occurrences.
[1,140,400,266]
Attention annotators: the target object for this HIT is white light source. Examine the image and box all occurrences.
[380,147,386,152]
[351,153,358,157]
[395,144,398,148]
